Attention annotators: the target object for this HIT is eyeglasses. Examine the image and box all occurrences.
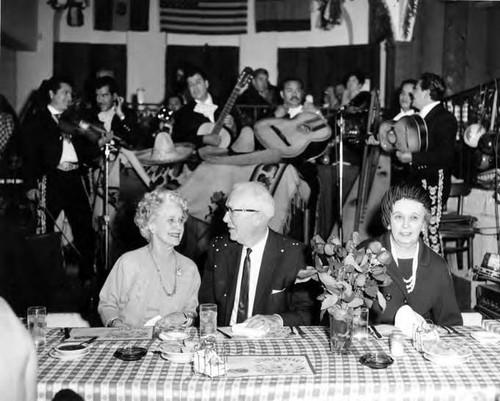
[224,206,259,215]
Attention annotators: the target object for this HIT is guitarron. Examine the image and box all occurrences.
[378,114,428,153]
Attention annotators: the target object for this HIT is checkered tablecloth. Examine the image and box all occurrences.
[37,326,500,401]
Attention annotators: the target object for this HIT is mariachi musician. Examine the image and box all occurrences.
[20,76,105,287]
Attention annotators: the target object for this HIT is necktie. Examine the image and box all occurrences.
[236,248,252,323]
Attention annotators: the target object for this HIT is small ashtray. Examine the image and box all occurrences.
[359,352,394,369]
[55,342,90,356]
[114,346,147,361]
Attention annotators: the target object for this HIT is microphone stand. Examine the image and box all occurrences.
[332,108,346,244]
[99,141,118,274]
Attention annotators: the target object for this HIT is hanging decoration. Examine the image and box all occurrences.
[316,0,345,30]
[47,0,88,27]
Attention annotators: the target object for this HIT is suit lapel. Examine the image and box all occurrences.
[253,231,280,314]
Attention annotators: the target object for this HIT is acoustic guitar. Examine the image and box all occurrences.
[378,114,428,153]
[253,112,332,160]
[197,67,254,149]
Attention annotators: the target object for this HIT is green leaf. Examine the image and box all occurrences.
[377,290,387,311]
[364,284,378,298]
[318,272,338,288]
[364,298,373,308]
[355,274,366,287]
[347,297,364,308]
[321,293,339,310]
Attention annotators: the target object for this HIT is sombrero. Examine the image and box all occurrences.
[199,127,282,165]
[135,132,195,165]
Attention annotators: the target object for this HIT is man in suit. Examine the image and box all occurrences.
[172,68,236,148]
[21,76,100,285]
[395,72,458,253]
[90,76,138,148]
[199,182,313,330]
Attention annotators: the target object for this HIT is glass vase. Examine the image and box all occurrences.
[329,308,354,354]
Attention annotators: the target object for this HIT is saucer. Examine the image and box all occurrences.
[159,331,189,341]
[49,348,88,360]
[114,346,147,361]
[55,342,90,356]
[160,351,193,364]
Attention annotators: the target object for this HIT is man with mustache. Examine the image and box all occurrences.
[199,182,313,330]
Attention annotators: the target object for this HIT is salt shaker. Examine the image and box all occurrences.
[390,332,405,357]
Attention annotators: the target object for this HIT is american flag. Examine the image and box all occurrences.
[159,0,248,35]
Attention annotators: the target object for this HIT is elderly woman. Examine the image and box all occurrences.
[98,188,200,328]
[367,183,462,327]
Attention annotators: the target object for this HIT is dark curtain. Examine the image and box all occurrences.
[53,43,127,103]
[165,45,239,102]
[278,44,380,103]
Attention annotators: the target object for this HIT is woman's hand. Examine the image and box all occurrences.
[109,318,129,328]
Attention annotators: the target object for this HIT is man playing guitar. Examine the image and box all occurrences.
[172,68,238,149]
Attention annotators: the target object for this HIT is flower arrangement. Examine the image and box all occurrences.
[297,233,393,320]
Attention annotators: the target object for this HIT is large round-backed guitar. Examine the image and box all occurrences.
[253,112,332,160]
[378,114,428,153]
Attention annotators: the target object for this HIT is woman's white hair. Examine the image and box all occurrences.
[134,188,188,242]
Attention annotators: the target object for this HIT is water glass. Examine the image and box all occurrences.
[27,306,47,350]
[352,306,369,343]
[199,303,217,339]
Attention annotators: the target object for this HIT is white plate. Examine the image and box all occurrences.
[49,348,88,360]
[159,331,190,341]
[160,351,193,364]
[423,352,470,366]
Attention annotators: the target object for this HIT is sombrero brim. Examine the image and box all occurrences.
[135,142,195,165]
[199,146,282,165]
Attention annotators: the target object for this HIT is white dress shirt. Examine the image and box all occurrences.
[98,107,117,132]
[419,101,440,119]
[193,94,218,123]
[393,108,415,121]
[230,229,269,325]
[48,105,78,164]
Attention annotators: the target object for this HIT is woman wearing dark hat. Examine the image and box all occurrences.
[365,183,462,328]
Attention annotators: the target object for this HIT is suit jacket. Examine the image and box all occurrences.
[199,230,314,326]
[173,99,223,147]
[86,107,138,148]
[409,103,457,201]
[366,232,462,326]
[20,108,101,190]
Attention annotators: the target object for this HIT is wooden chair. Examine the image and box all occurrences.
[440,183,477,271]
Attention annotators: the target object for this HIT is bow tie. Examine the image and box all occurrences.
[193,102,218,122]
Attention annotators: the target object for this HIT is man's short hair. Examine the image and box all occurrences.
[279,77,304,92]
[185,67,209,82]
[231,182,275,220]
[39,75,73,105]
[254,68,269,78]
[419,72,446,101]
[95,76,118,95]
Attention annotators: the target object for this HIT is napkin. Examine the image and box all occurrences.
[470,331,500,344]
[394,305,425,337]
[144,315,162,327]
[231,322,269,338]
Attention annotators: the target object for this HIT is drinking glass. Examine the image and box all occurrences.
[199,304,217,339]
[27,306,47,350]
[352,306,369,343]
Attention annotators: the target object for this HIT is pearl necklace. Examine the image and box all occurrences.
[390,238,419,293]
[148,246,182,297]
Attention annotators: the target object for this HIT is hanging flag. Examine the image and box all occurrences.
[159,0,248,35]
[94,0,150,32]
[255,0,311,32]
